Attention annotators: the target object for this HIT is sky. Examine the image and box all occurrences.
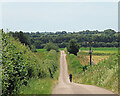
[1,1,118,32]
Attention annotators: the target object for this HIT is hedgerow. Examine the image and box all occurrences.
[2,32,45,95]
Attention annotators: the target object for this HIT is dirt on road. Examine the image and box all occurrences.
[52,51,114,94]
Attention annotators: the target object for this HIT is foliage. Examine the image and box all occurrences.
[35,50,59,78]
[67,47,118,93]
[44,42,59,52]
[2,32,59,95]
[18,50,60,94]
[75,54,118,93]
[18,78,54,94]
[21,29,118,48]
[10,31,31,47]
[2,31,60,95]
[9,31,36,52]
[67,39,80,55]
[66,53,83,75]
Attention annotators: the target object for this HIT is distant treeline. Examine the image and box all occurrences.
[9,29,118,49]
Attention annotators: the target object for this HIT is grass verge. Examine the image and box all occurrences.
[18,78,54,94]
[66,47,118,94]
[18,49,60,94]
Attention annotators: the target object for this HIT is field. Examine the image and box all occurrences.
[80,47,117,54]
[77,55,109,65]
[66,47,118,93]
[36,48,46,52]
[78,47,118,65]
[80,47,118,50]
[36,48,64,52]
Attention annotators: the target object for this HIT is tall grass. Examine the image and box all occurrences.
[66,47,118,93]
[66,53,84,79]
[18,78,54,94]
[74,54,118,93]
[18,49,60,94]
[2,32,60,95]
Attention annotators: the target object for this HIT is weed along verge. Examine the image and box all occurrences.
[66,48,118,94]
[1,31,60,95]
[18,50,60,94]
[1,27,118,95]
[1,2,119,94]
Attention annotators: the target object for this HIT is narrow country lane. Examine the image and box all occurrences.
[52,51,115,94]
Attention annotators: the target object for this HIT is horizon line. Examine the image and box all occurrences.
[0,0,119,2]
[3,29,117,33]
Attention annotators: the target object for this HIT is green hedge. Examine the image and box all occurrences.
[2,32,45,95]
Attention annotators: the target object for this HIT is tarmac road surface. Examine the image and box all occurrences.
[52,51,115,94]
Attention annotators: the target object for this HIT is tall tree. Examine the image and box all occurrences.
[67,39,80,55]
[44,42,59,52]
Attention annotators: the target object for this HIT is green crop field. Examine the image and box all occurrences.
[79,47,118,57]
[80,47,118,51]
[80,47,118,54]
[59,48,65,50]
[36,48,64,52]
[36,49,46,52]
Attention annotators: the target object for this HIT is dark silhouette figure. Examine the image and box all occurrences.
[48,68,53,78]
[69,74,72,82]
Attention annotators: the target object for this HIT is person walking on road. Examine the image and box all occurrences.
[69,74,72,82]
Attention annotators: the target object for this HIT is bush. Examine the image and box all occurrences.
[67,39,80,55]
[2,32,44,95]
[44,42,59,52]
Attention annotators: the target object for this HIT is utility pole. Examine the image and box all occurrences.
[89,39,92,66]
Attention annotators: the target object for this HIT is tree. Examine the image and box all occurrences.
[67,39,80,55]
[12,31,31,47]
[44,42,59,52]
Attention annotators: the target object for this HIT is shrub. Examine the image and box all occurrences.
[1,32,44,95]
[67,39,80,55]
[44,42,59,52]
